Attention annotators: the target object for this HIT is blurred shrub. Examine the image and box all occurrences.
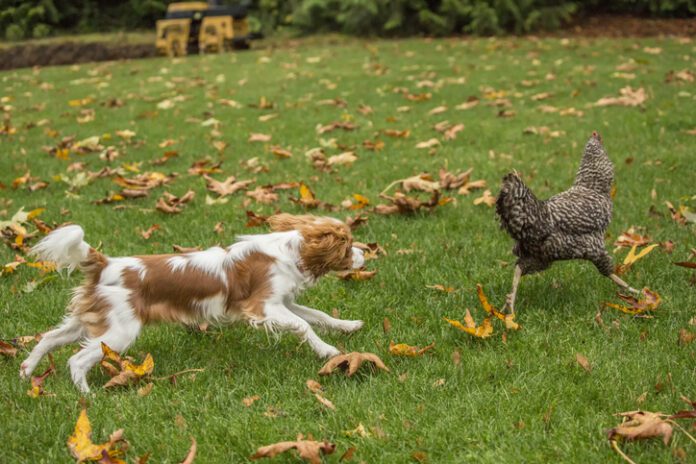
[0,0,693,40]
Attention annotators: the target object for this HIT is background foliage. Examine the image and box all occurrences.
[1,0,695,40]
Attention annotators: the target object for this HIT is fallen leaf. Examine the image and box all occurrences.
[335,270,377,281]
[100,343,154,388]
[607,410,672,445]
[318,352,390,377]
[67,409,127,462]
[243,395,261,407]
[156,190,195,214]
[314,393,335,411]
[203,175,253,197]
[179,437,197,464]
[388,341,435,357]
[139,225,160,240]
[251,437,336,464]
[476,284,519,330]
[575,353,592,373]
[415,138,440,149]
[306,380,323,394]
[426,284,455,293]
[616,244,658,274]
[678,329,695,345]
[248,133,271,143]
[473,190,496,207]
[0,340,17,357]
[137,383,154,397]
[444,310,493,338]
[593,86,647,107]
[606,288,661,316]
[246,187,278,204]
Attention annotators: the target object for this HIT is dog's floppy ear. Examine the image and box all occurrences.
[267,213,318,232]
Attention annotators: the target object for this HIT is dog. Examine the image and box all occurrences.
[20,214,365,392]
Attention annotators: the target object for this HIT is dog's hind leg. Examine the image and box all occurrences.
[285,299,363,333]
[20,315,84,379]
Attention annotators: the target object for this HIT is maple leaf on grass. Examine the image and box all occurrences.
[318,352,390,377]
[203,174,253,197]
[615,244,658,275]
[290,183,334,210]
[607,410,673,445]
[593,86,647,107]
[100,343,154,388]
[605,288,661,316]
[389,341,435,357]
[245,211,269,227]
[251,436,336,464]
[476,284,519,330]
[156,190,195,214]
[444,310,494,339]
[67,409,127,463]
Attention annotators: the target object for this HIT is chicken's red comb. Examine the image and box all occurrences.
[592,130,602,142]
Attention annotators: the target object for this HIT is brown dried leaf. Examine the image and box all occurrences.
[243,395,261,407]
[388,341,435,357]
[575,353,592,372]
[251,438,336,464]
[607,411,672,445]
[335,270,377,281]
[594,86,647,107]
[0,340,17,357]
[318,352,390,377]
[203,175,253,197]
[305,380,323,394]
[179,437,197,464]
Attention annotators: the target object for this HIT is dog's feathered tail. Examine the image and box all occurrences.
[30,225,106,276]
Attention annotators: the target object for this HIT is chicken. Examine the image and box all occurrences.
[495,132,638,314]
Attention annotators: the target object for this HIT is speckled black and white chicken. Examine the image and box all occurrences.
[495,132,639,313]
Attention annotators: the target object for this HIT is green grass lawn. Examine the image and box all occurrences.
[1,35,695,463]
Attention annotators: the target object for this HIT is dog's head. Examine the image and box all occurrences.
[268,214,364,277]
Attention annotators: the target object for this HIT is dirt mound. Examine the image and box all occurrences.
[0,41,157,71]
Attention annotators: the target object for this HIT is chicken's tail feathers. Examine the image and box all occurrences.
[30,225,106,275]
[496,172,548,243]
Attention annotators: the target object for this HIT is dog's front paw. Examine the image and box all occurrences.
[19,361,32,380]
[338,320,364,333]
[317,345,341,359]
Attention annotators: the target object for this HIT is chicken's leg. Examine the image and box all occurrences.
[609,273,640,295]
[503,265,523,315]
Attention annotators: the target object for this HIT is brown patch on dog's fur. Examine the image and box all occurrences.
[122,252,275,325]
[268,213,354,278]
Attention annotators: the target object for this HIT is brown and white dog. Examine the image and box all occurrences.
[20,214,365,392]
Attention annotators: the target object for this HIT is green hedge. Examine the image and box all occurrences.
[1,0,695,41]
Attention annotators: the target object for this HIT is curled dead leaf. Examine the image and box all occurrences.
[251,438,336,464]
[318,352,389,377]
[607,410,672,445]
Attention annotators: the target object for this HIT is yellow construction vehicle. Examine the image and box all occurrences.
[156,1,251,56]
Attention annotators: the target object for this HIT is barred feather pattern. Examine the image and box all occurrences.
[495,133,615,276]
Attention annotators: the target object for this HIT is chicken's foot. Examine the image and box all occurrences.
[609,273,640,295]
[502,265,522,315]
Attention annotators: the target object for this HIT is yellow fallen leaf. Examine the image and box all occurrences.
[623,244,658,265]
[67,409,126,462]
[476,284,520,330]
[388,340,435,357]
[444,310,494,338]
